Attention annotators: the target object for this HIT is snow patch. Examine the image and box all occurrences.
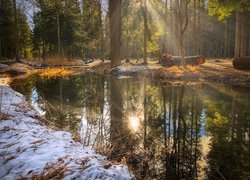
[111,65,149,73]
[0,84,134,179]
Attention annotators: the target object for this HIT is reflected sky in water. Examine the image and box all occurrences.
[11,73,250,180]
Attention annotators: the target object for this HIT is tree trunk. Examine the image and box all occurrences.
[234,11,241,57]
[193,0,196,55]
[109,0,121,67]
[240,12,249,57]
[163,0,168,53]
[170,0,173,54]
[143,0,148,65]
[249,29,250,56]
[197,0,201,55]
[57,14,61,60]
[175,0,189,66]
[13,0,20,62]
[0,37,2,58]
[223,20,228,58]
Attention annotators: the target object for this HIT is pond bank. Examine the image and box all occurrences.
[0,83,134,179]
[1,59,250,87]
[91,60,250,87]
[158,60,250,87]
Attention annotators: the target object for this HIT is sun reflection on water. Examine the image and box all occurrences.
[129,116,140,132]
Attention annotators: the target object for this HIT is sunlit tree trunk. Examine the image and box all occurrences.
[175,0,189,66]
[163,0,168,53]
[109,0,121,67]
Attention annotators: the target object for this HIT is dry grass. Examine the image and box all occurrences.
[166,65,199,72]
[32,159,70,180]
[38,68,75,77]
[0,77,11,85]
[159,60,250,87]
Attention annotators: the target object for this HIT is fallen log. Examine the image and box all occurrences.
[233,57,250,70]
[161,54,205,67]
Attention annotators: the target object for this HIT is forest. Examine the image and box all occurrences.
[0,0,249,63]
[0,0,250,179]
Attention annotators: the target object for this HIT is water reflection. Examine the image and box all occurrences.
[10,73,250,179]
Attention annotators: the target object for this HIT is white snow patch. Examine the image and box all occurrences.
[0,63,8,69]
[0,84,134,179]
[111,65,149,73]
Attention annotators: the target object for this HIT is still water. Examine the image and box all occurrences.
[11,73,250,179]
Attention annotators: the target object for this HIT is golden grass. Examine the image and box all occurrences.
[38,68,74,77]
[167,65,199,72]
[0,77,11,85]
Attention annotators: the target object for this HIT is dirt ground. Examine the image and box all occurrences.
[158,60,250,87]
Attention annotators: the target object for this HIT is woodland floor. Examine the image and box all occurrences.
[92,59,250,87]
[158,60,250,87]
[1,59,250,87]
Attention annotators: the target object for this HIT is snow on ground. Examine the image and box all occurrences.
[0,84,134,179]
[0,63,8,69]
[110,65,151,76]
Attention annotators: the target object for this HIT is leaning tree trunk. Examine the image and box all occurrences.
[109,0,122,68]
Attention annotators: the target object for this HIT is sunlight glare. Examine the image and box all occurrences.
[129,116,140,132]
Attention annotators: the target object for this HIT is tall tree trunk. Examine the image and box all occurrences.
[193,0,196,55]
[97,0,103,60]
[170,0,173,54]
[197,0,201,55]
[0,37,2,58]
[223,20,228,58]
[234,11,241,57]
[240,12,249,57]
[57,14,61,60]
[249,29,250,55]
[175,0,189,65]
[143,0,148,65]
[109,0,121,67]
[163,0,168,53]
[13,0,20,62]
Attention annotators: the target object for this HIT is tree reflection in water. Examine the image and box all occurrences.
[10,73,250,180]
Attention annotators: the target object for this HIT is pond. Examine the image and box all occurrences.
[10,73,250,180]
